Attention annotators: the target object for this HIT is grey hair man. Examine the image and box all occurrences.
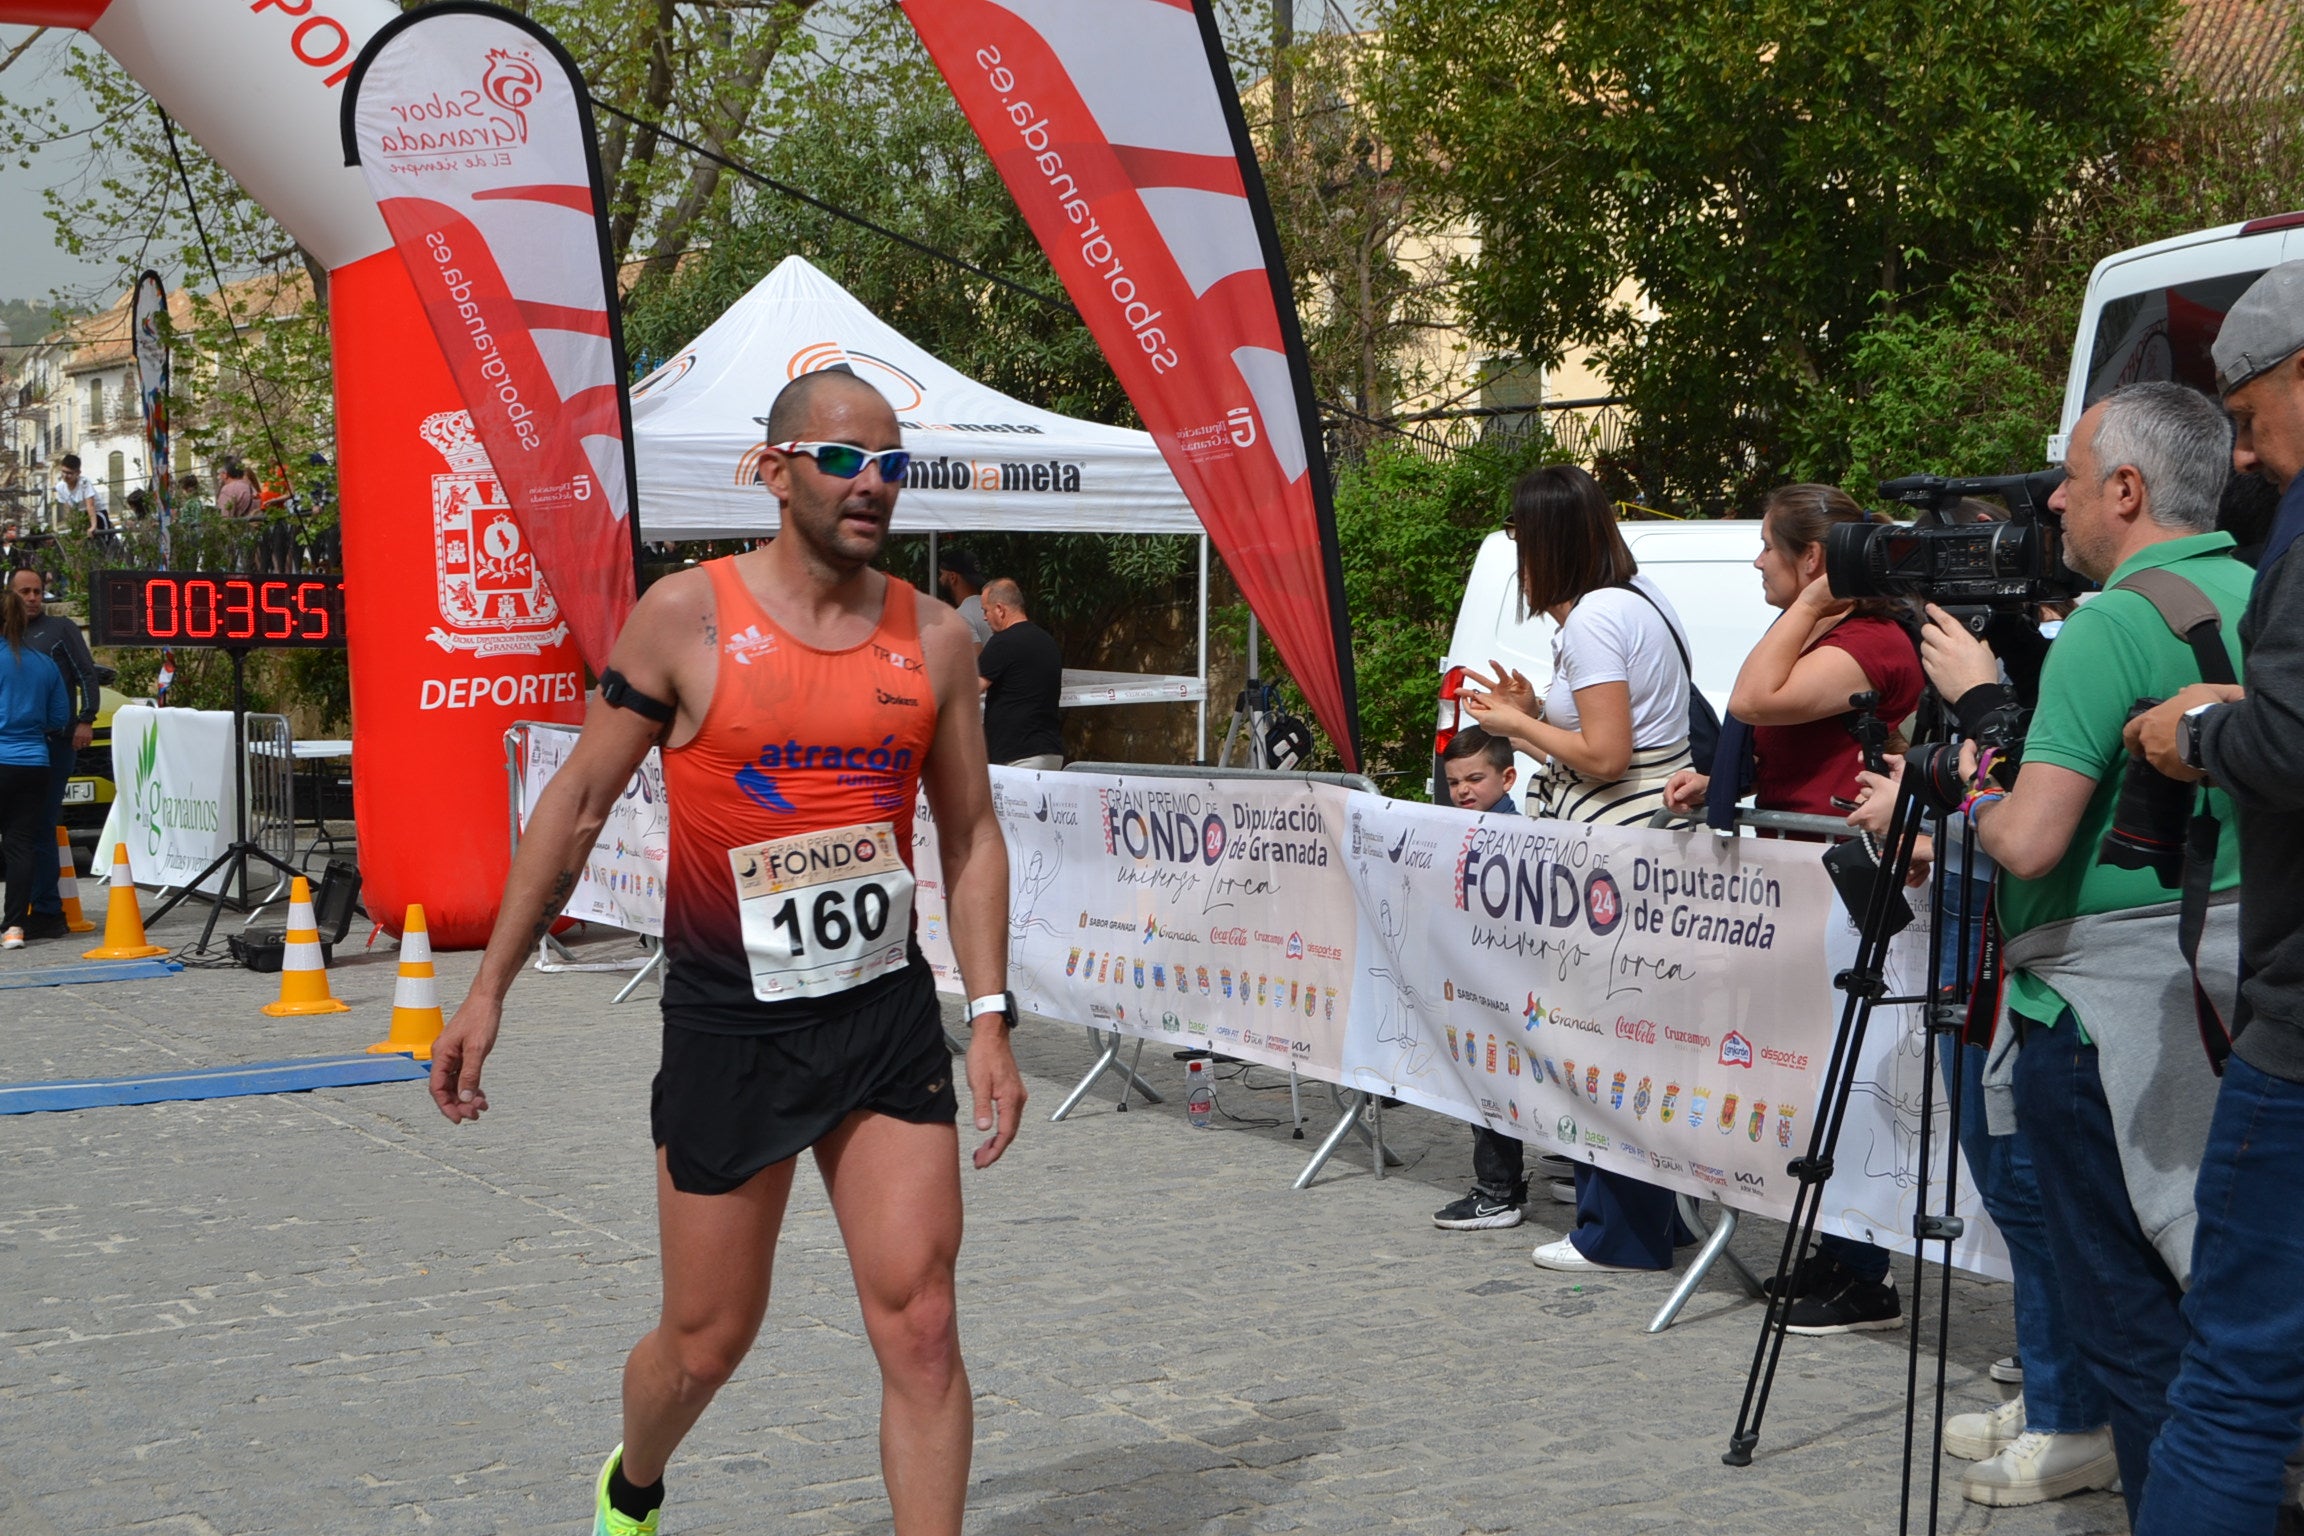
[2122,261,2304,1536]
[1914,379,2247,1516]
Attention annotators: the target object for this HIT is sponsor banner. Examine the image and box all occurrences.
[515,722,667,938]
[916,768,1358,1078]
[111,706,235,895]
[917,773,2006,1276]
[342,2,640,673]
[903,0,1361,766]
[1337,797,1830,1219]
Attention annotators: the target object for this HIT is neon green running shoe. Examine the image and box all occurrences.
[594,1444,661,1536]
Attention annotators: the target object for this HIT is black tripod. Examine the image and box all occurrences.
[146,646,304,954]
[1722,725,1983,1532]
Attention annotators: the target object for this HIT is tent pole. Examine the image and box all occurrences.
[926,529,939,593]
[1196,533,1209,763]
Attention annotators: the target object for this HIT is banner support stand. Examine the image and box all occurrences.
[1293,1087,1401,1189]
[610,938,665,1005]
[1050,1028,1165,1121]
[1647,1195,1764,1333]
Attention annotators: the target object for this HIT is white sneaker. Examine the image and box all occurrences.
[1531,1236,1641,1273]
[1943,1396,2026,1460]
[0,928,22,950]
[1990,1354,2024,1385]
[1960,1429,2119,1507]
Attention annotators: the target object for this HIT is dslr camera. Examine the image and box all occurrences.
[1825,468,2082,625]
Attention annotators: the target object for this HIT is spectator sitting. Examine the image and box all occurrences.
[215,459,258,520]
[977,578,1064,771]
[51,453,107,540]
[937,546,992,648]
[1429,725,1539,1233]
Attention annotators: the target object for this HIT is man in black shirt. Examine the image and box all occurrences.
[977,579,1064,769]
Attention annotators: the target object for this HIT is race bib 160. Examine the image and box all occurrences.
[730,821,914,1002]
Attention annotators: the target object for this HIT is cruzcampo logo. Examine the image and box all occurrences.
[136,718,162,857]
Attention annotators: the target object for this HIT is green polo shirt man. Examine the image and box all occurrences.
[1997,528,2248,1028]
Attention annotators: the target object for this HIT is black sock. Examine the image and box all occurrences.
[608,1458,665,1521]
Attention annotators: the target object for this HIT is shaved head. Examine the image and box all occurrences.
[765,366,890,445]
[982,577,1026,612]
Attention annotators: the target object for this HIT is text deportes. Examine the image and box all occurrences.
[419,672,582,710]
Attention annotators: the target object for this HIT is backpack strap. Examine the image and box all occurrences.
[2108,564,2237,1071]
[2111,566,2238,686]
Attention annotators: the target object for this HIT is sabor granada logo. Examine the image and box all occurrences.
[375,47,543,159]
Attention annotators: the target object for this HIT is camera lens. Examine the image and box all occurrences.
[2100,697,2191,885]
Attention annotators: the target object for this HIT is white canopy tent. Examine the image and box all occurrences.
[629,254,1216,752]
[631,254,1199,536]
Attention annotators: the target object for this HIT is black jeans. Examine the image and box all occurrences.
[0,760,52,932]
[1470,1125,1526,1204]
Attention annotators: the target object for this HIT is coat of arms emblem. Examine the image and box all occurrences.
[420,410,570,656]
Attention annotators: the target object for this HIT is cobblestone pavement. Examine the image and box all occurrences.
[0,909,2127,1535]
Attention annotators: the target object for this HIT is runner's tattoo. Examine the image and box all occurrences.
[703,609,716,647]
[528,869,577,948]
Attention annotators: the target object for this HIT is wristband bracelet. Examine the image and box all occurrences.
[1958,789,2005,818]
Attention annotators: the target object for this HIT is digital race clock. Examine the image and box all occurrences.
[91,570,348,649]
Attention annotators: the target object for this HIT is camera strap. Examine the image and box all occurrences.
[2111,567,2238,1073]
[1964,884,2005,1049]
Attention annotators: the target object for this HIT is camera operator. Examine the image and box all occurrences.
[1925,380,2245,1522]
[2123,262,2304,1536]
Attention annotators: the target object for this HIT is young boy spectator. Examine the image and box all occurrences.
[1431,726,1534,1230]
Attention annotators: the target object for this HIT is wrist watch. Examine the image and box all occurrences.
[966,990,1017,1033]
[2179,702,2218,774]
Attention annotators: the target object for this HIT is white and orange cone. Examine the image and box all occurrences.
[83,845,168,960]
[368,904,443,1060]
[261,875,348,1016]
[53,827,94,935]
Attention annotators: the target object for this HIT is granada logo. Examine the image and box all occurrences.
[375,47,541,158]
[1718,1031,1755,1069]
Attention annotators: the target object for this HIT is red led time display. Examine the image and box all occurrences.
[92,571,348,649]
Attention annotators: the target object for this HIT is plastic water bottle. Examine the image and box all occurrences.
[1186,1059,1213,1127]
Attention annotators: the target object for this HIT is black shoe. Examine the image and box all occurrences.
[1761,1245,1846,1301]
[17,912,70,941]
[1782,1273,1901,1334]
[1432,1191,1524,1230]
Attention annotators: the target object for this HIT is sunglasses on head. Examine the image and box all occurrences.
[771,440,913,481]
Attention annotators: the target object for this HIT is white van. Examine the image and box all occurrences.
[1439,519,1780,789]
[2051,210,2304,461]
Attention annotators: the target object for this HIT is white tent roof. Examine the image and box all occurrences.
[631,255,1199,538]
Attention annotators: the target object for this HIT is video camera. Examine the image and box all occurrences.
[1825,468,2082,627]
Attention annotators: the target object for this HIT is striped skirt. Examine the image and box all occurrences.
[1530,739,1692,828]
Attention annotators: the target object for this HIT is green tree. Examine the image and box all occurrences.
[1790,69,2304,489]
[1373,0,2178,512]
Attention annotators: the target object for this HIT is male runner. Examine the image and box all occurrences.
[428,366,1023,1536]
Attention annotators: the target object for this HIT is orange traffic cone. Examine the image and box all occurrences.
[53,828,94,934]
[368,904,443,1060]
[84,845,168,960]
[261,876,349,1016]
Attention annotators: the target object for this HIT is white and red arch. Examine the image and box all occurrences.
[6,0,587,946]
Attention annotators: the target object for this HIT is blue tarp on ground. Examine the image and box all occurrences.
[0,1053,428,1115]
[0,958,182,989]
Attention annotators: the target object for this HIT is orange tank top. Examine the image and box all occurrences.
[660,558,940,1029]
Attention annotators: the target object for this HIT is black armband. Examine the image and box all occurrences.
[599,668,675,724]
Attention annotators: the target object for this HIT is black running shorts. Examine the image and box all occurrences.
[651,963,958,1195]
